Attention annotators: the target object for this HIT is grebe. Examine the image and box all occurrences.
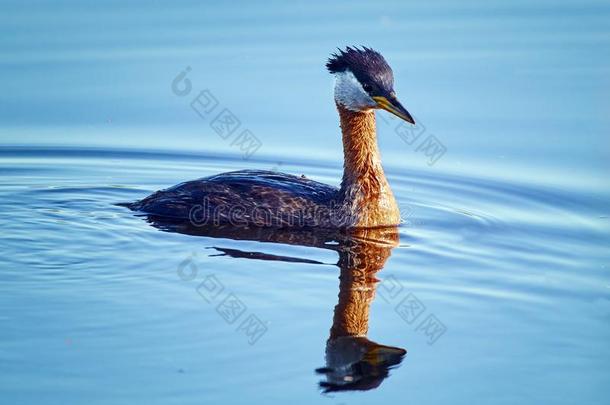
[122,47,415,228]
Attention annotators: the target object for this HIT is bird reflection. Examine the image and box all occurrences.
[317,227,406,392]
[142,216,406,392]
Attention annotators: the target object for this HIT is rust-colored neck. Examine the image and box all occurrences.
[337,103,399,227]
[338,104,383,191]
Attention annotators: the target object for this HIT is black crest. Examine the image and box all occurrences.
[326,46,394,94]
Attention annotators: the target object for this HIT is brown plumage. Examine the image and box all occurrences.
[120,107,399,228]
[119,46,413,229]
[337,103,400,228]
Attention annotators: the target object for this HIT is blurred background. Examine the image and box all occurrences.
[1,0,608,186]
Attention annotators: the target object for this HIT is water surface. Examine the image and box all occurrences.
[1,1,609,404]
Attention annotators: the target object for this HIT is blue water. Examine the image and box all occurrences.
[1,1,609,404]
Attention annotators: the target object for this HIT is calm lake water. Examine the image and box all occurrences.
[1,1,609,404]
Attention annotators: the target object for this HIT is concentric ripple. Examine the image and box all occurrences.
[0,147,608,404]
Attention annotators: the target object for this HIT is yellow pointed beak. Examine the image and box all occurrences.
[373,96,415,124]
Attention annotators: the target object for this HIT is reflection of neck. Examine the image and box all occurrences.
[329,229,398,339]
[337,103,400,227]
[329,258,374,338]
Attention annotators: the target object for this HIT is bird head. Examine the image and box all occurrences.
[327,46,414,124]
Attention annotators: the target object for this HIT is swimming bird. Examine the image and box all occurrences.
[122,46,415,228]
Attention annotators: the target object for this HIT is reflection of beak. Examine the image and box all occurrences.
[373,95,415,124]
[364,345,407,366]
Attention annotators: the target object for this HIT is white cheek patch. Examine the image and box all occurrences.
[334,70,377,112]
